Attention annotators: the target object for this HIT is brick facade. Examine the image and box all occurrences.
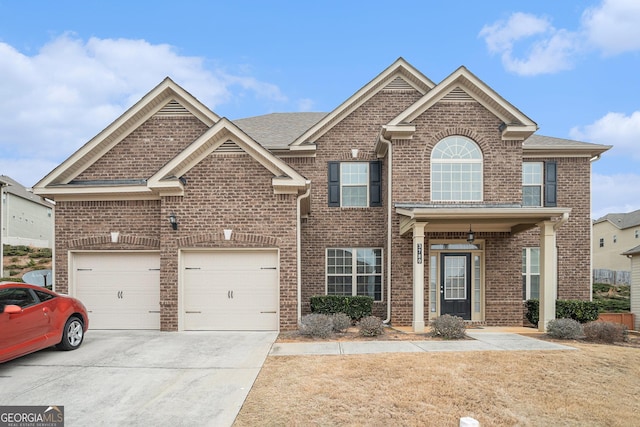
[41,61,604,332]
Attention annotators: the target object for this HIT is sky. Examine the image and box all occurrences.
[0,0,638,219]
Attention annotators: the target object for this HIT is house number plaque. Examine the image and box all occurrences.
[417,243,423,264]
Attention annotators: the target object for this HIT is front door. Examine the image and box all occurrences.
[440,253,472,320]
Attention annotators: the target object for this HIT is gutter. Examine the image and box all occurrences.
[378,129,393,324]
[296,181,312,324]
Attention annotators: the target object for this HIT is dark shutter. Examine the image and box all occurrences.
[544,161,557,207]
[369,161,382,207]
[328,162,340,207]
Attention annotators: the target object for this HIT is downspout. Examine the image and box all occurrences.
[378,130,393,324]
[296,181,312,325]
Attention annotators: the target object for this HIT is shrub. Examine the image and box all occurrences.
[525,299,539,326]
[29,248,52,259]
[310,295,373,320]
[430,314,467,340]
[299,313,334,338]
[358,316,384,337]
[525,299,600,325]
[556,300,599,323]
[0,277,23,282]
[583,321,628,343]
[332,312,351,333]
[546,318,583,339]
[3,245,30,256]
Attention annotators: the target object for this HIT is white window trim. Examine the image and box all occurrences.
[522,247,540,300]
[326,248,383,301]
[340,162,369,207]
[430,136,483,202]
[522,162,543,207]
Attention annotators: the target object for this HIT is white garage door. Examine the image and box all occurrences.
[73,252,160,330]
[182,250,278,331]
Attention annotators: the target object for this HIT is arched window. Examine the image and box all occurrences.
[431,136,483,201]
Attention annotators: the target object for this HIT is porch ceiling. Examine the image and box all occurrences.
[395,205,571,235]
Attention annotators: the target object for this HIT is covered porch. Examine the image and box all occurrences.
[396,204,571,332]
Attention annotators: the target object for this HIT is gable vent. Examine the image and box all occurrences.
[215,140,244,154]
[383,76,414,91]
[155,100,191,116]
[442,87,474,101]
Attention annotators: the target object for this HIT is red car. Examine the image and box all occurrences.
[0,283,89,363]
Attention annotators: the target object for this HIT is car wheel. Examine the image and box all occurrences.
[56,317,84,351]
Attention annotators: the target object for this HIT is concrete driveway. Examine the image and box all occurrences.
[0,330,277,426]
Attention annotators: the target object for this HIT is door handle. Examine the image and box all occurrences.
[230,290,234,299]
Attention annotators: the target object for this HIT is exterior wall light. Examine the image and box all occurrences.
[467,226,475,244]
[169,213,178,230]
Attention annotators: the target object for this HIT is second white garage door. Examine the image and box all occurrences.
[182,250,278,331]
[73,252,161,330]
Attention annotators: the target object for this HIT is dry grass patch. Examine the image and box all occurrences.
[235,341,640,426]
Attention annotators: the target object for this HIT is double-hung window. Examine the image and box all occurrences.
[327,248,382,301]
[522,248,540,300]
[431,136,483,202]
[523,162,543,206]
[523,161,557,207]
[328,161,381,207]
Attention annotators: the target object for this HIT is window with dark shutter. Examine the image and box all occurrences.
[328,161,383,207]
[328,162,340,207]
[544,161,557,207]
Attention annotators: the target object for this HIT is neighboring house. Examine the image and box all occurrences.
[593,209,640,274]
[1,175,54,249]
[622,245,640,331]
[33,58,611,332]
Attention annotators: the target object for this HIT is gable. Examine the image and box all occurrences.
[34,78,220,191]
[387,66,538,141]
[289,58,435,151]
[75,111,209,182]
[148,118,308,197]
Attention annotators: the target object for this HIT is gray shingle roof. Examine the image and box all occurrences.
[523,134,611,152]
[232,112,327,149]
[0,175,53,207]
[594,209,640,229]
[232,113,610,155]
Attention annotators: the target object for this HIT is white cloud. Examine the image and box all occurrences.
[582,0,640,55]
[592,172,640,219]
[500,29,579,76]
[479,12,551,53]
[479,0,640,75]
[570,111,640,159]
[0,34,289,187]
[479,13,580,76]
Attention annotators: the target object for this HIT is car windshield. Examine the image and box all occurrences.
[0,288,37,308]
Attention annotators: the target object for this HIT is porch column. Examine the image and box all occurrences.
[412,223,426,332]
[538,220,557,331]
